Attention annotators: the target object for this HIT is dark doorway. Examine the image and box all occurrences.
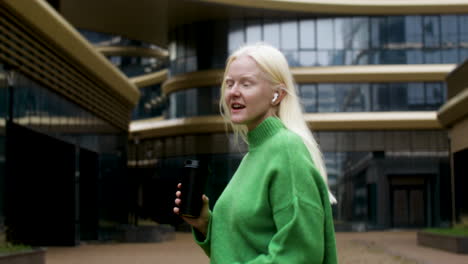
[454,148,468,222]
[389,176,427,228]
[79,148,99,240]
[5,122,77,246]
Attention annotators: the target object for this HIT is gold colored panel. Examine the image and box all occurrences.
[130,70,168,88]
[162,65,455,95]
[95,46,169,59]
[2,0,140,105]
[200,0,468,15]
[130,112,442,139]
[437,87,468,127]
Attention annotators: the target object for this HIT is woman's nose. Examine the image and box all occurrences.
[228,83,241,97]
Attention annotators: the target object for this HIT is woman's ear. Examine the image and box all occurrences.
[272,85,287,105]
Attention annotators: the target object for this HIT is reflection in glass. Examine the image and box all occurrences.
[318,84,336,112]
[424,16,441,48]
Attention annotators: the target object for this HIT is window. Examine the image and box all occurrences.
[299,19,316,49]
[281,20,298,50]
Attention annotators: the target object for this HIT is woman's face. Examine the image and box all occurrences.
[224,55,276,131]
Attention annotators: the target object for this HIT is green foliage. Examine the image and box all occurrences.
[0,243,31,255]
[424,227,468,237]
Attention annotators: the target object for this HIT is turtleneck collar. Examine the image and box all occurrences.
[247,117,285,150]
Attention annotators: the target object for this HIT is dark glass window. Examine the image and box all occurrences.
[318,84,337,112]
[424,16,441,48]
[299,84,317,112]
[441,15,458,48]
[405,16,423,48]
[460,15,468,47]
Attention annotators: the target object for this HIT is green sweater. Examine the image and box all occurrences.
[194,117,337,264]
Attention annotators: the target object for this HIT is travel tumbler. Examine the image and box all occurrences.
[179,159,207,218]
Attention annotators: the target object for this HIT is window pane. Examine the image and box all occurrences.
[228,20,245,53]
[406,50,423,64]
[371,17,386,48]
[281,20,298,50]
[299,19,315,49]
[372,83,390,111]
[441,15,458,48]
[318,84,336,112]
[390,83,408,110]
[299,84,317,112]
[426,83,443,105]
[424,16,441,48]
[246,19,262,44]
[352,17,369,49]
[460,15,468,48]
[317,51,334,66]
[424,50,441,63]
[317,19,334,49]
[264,19,280,48]
[334,18,349,50]
[388,16,405,46]
[299,51,317,66]
[405,16,423,48]
[441,49,458,63]
[407,83,425,109]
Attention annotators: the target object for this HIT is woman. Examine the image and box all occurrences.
[174,43,337,264]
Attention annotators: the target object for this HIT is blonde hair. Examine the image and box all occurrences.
[220,43,337,204]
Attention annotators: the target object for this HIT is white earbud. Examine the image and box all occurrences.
[272,93,279,103]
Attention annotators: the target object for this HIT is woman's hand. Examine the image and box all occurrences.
[173,183,210,236]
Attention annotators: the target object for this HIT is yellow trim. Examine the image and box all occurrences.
[2,0,140,105]
[130,69,168,88]
[130,112,441,139]
[162,69,224,95]
[162,65,455,95]
[437,87,468,127]
[130,116,226,139]
[292,64,455,83]
[200,0,468,14]
[95,46,168,59]
[305,112,442,130]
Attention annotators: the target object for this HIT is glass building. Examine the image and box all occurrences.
[1,0,467,246]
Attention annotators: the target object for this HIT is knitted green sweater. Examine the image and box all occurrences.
[194,117,337,264]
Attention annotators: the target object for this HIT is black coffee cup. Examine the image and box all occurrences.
[179,159,207,218]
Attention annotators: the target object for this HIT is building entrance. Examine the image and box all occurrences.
[389,176,427,228]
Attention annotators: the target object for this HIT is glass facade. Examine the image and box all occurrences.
[79,29,168,77]
[3,68,130,242]
[170,15,468,75]
[165,82,445,119]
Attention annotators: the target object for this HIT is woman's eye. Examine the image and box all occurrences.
[242,83,250,87]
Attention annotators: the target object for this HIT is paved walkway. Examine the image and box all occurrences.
[46,231,468,264]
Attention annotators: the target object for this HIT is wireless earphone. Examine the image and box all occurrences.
[272,93,279,103]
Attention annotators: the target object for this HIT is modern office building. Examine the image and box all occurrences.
[1,0,467,246]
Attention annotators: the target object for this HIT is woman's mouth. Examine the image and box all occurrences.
[231,103,245,113]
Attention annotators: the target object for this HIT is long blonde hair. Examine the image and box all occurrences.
[220,43,337,204]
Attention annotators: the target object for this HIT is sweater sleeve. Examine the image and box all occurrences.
[192,211,212,257]
[235,136,331,264]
